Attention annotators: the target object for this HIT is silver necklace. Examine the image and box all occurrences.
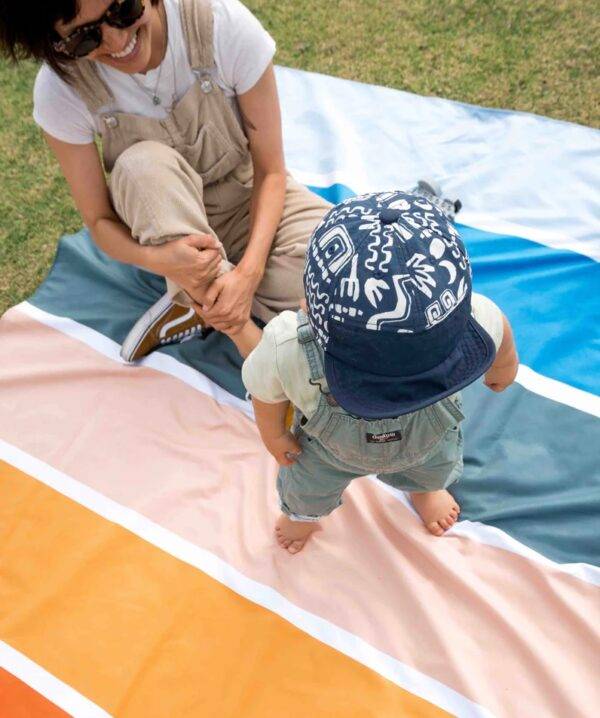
[131,4,170,106]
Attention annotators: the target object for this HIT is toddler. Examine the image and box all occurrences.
[222,188,518,553]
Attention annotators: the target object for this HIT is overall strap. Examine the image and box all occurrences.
[179,0,215,70]
[439,396,465,424]
[63,60,114,114]
[296,311,328,387]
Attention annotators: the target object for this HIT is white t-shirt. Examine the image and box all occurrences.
[242,293,505,419]
[33,0,276,144]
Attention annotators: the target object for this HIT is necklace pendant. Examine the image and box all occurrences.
[152,95,161,106]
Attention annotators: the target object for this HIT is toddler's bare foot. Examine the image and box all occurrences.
[409,490,460,536]
[275,514,318,554]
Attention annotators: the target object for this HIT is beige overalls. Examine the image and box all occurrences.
[65,0,332,322]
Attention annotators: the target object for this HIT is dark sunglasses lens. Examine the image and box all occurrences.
[67,27,103,57]
[107,0,145,28]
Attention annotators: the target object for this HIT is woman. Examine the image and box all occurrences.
[1,0,331,360]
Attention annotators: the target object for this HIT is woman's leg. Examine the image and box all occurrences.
[109,141,238,361]
[110,140,233,306]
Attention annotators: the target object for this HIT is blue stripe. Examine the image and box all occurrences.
[308,182,600,397]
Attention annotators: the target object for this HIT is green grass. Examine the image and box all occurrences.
[1,0,598,314]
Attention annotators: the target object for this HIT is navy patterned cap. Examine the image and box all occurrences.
[303,191,496,418]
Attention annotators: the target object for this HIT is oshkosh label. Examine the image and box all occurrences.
[366,430,402,444]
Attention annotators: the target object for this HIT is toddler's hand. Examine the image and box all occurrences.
[484,355,518,392]
[264,431,302,466]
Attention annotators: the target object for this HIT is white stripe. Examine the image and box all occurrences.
[371,479,600,587]
[516,364,600,418]
[0,641,111,718]
[458,211,600,262]
[16,301,599,418]
[290,168,600,263]
[16,302,254,420]
[0,438,494,718]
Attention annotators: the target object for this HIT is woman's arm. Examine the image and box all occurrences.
[237,62,287,279]
[42,134,221,300]
[200,63,287,333]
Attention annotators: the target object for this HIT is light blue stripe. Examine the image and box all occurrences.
[278,65,600,259]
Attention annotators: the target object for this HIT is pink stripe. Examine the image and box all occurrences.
[1,308,599,717]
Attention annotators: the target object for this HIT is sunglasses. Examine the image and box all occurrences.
[53,0,145,58]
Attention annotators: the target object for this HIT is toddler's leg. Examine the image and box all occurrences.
[276,442,356,554]
[381,424,463,536]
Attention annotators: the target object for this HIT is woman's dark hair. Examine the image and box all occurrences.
[0,0,159,80]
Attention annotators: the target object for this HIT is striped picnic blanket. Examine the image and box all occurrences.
[0,66,598,717]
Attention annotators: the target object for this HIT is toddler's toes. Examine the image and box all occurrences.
[287,540,306,554]
[274,515,317,553]
[426,521,445,537]
[410,490,462,537]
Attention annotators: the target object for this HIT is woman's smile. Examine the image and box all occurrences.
[90,14,153,73]
[107,28,140,60]
[54,1,165,74]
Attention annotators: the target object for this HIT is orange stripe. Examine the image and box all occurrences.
[0,462,449,717]
[0,669,70,718]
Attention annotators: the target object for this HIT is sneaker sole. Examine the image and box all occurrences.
[120,294,174,363]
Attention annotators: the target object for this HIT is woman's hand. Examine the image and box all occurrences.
[197,266,261,334]
[150,234,222,298]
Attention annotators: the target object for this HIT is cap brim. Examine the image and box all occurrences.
[324,316,497,419]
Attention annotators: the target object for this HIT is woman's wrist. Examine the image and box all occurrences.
[236,257,264,288]
[135,244,162,274]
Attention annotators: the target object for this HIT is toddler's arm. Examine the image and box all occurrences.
[484,315,519,392]
[222,318,263,358]
[218,313,300,464]
[253,398,302,466]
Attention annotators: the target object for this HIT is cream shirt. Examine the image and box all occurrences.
[242,293,505,419]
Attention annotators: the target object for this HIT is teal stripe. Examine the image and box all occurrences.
[459,380,600,566]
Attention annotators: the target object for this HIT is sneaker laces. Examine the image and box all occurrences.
[410,180,461,222]
[159,325,203,346]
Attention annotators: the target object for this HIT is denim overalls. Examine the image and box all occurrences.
[278,312,465,521]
